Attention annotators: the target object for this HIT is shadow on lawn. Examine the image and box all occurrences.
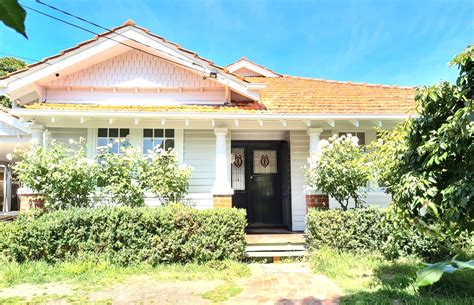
[339,260,474,305]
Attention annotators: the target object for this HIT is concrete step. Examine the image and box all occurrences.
[246,250,308,258]
[246,244,306,252]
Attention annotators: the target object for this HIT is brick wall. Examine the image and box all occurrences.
[306,194,329,211]
[213,195,232,208]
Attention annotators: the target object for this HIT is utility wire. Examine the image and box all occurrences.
[0,51,53,65]
[35,0,204,70]
[18,3,212,77]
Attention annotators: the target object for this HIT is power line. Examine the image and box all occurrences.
[35,0,203,70]
[0,52,52,65]
[19,3,211,76]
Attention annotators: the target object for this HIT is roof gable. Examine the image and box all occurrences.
[226,57,281,78]
[1,22,261,102]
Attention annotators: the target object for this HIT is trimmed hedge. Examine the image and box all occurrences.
[306,207,472,260]
[0,205,247,265]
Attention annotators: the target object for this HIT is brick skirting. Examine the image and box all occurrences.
[213,195,233,208]
[306,194,329,211]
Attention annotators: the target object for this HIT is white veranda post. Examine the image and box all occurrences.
[212,128,233,195]
[305,128,324,192]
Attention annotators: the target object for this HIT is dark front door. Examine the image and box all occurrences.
[232,141,289,228]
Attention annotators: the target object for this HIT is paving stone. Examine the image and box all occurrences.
[224,263,341,305]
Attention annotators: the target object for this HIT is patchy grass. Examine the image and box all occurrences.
[202,282,243,303]
[309,247,474,305]
[0,258,249,290]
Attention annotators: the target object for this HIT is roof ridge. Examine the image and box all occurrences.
[278,75,415,89]
[0,21,249,82]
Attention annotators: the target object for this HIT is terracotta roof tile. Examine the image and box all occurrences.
[245,76,416,114]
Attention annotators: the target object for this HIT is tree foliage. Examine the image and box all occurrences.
[0,0,27,38]
[371,46,473,233]
[306,134,370,210]
[0,56,27,108]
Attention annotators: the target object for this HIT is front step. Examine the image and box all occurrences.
[245,233,308,261]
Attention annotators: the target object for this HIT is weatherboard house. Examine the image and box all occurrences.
[0,20,415,230]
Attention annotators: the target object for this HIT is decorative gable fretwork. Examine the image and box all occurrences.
[42,50,229,105]
[47,50,223,89]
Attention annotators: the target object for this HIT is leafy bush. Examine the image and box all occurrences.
[13,140,192,210]
[13,140,100,210]
[0,205,246,265]
[96,146,148,207]
[306,134,370,210]
[306,207,472,260]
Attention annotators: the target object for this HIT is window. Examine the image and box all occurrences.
[97,128,130,154]
[231,147,245,190]
[338,132,366,146]
[143,129,174,153]
[253,150,278,174]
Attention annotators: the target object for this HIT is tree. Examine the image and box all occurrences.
[368,45,474,286]
[305,134,370,210]
[0,0,27,38]
[0,57,27,108]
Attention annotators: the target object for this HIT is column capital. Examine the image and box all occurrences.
[214,127,228,136]
[29,124,45,131]
[307,128,324,136]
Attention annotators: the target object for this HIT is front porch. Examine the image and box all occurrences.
[245,232,307,262]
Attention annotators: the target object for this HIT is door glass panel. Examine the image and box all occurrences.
[253,150,277,174]
[231,147,245,190]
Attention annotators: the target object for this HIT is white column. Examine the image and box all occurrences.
[211,128,233,195]
[29,124,45,146]
[307,128,323,163]
[305,128,324,193]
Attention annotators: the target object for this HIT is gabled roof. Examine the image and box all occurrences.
[0,20,262,101]
[0,20,243,82]
[226,57,281,77]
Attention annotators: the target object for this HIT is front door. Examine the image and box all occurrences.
[232,141,289,227]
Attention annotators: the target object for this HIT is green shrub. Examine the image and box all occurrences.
[1,205,246,265]
[306,207,471,260]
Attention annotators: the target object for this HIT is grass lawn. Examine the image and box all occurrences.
[310,247,474,305]
[0,258,250,303]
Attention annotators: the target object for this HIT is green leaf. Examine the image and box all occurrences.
[416,262,447,286]
[453,260,474,269]
[0,0,27,38]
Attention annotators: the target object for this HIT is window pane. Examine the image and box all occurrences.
[253,150,277,174]
[143,129,153,138]
[120,128,130,137]
[109,128,118,137]
[97,138,108,147]
[98,128,108,137]
[165,129,174,137]
[231,147,245,190]
[154,129,164,137]
[154,138,164,149]
[357,132,366,145]
[143,138,154,153]
[110,141,119,154]
[165,139,174,150]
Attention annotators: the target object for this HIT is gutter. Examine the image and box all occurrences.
[8,109,412,121]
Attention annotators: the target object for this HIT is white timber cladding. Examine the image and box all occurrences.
[289,129,332,230]
[183,129,231,209]
[43,49,226,105]
[48,128,87,147]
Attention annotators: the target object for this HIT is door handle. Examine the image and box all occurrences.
[250,175,254,180]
